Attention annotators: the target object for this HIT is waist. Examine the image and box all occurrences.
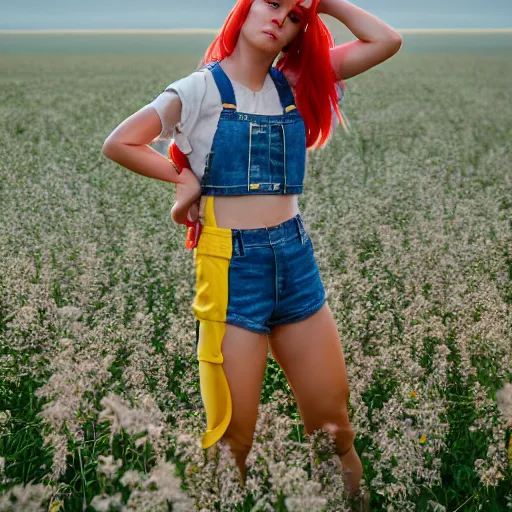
[199,213,307,249]
[201,195,299,230]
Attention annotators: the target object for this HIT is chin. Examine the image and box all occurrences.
[243,31,281,54]
[251,42,280,56]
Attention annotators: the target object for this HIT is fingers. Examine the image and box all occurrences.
[171,168,202,227]
[171,199,200,226]
[187,202,199,222]
[171,201,190,225]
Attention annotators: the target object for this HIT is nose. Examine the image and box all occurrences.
[272,15,287,29]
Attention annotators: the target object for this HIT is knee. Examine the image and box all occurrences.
[322,418,355,456]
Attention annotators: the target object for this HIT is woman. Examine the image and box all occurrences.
[103,0,401,507]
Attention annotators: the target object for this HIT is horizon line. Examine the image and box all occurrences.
[1,27,512,35]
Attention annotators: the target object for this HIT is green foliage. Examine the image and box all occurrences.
[1,35,511,511]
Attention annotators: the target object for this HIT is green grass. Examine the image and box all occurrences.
[0,34,511,511]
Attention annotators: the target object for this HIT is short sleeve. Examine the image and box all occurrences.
[149,90,180,140]
[147,71,207,147]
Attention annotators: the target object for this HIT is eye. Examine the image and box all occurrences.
[266,1,302,23]
[289,12,301,23]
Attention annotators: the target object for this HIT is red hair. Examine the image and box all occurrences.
[200,0,345,149]
[169,0,347,168]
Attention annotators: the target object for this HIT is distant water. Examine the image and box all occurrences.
[1,31,512,56]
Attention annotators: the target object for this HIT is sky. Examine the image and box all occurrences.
[2,0,512,30]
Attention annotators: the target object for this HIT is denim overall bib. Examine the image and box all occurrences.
[191,61,326,450]
[200,60,306,195]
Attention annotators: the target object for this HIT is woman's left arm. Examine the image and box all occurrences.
[318,0,403,80]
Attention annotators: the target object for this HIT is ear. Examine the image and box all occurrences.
[298,0,313,8]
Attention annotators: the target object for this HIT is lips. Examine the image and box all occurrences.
[262,31,277,40]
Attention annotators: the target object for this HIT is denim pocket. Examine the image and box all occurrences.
[283,120,306,188]
[269,124,285,183]
[192,229,232,322]
[296,216,314,249]
[248,122,271,186]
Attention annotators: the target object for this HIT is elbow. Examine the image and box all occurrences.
[377,33,402,60]
[389,32,403,54]
[102,138,118,159]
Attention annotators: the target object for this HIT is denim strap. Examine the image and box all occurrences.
[205,61,237,109]
[269,67,296,114]
[200,61,296,114]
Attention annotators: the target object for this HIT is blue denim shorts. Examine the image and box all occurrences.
[192,213,327,335]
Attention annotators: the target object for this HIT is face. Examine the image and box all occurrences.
[240,0,310,54]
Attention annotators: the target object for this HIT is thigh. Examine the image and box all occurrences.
[267,301,351,434]
[221,323,268,445]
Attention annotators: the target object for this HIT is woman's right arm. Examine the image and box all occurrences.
[102,93,196,186]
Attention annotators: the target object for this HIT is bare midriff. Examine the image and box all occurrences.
[200,194,299,229]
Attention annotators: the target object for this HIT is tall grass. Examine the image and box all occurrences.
[0,41,511,511]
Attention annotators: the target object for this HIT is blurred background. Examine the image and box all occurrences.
[2,0,512,30]
[1,0,511,59]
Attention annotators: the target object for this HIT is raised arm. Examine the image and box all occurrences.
[318,0,403,80]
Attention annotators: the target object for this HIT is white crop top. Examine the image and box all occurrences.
[147,67,346,183]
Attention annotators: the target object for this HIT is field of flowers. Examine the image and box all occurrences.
[1,39,511,511]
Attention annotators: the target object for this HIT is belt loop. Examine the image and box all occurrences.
[295,215,306,245]
[233,230,245,256]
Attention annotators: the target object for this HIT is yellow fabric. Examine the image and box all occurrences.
[197,320,232,448]
[192,195,233,449]
[192,228,231,321]
[203,195,217,227]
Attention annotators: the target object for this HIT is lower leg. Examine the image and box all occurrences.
[336,445,363,498]
[323,422,363,498]
[219,436,250,488]
[203,323,266,488]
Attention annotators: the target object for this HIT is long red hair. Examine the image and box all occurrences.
[169,0,346,168]
[200,0,345,149]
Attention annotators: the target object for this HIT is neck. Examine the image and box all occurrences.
[221,37,278,93]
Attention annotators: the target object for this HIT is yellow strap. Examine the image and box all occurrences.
[222,103,237,110]
[285,105,297,113]
[204,196,217,228]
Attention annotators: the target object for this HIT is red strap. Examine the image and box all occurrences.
[169,142,190,174]
[185,220,203,250]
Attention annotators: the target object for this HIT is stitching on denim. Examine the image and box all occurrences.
[281,124,287,193]
[226,314,270,335]
[234,231,245,256]
[268,296,327,327]
[270,242,279,316]
[296,216,307,245]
